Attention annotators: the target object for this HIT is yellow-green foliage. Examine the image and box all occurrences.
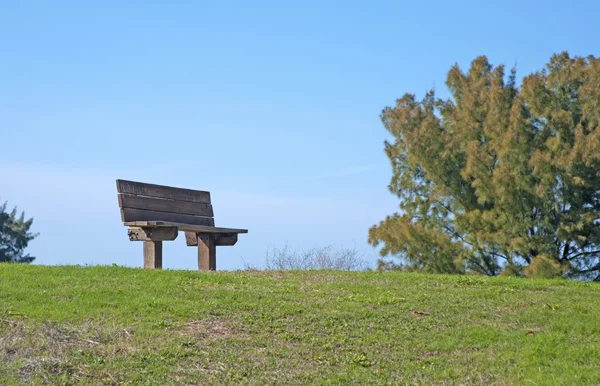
[370,53,600,280]
[524,255,568,279]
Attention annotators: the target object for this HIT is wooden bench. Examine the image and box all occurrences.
[116,179,247,271]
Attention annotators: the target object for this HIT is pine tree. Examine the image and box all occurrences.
[369,52,600,280]
[0,201,38,263]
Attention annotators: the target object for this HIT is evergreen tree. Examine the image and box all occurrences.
[0,201,38,263]
[369,52,600,280]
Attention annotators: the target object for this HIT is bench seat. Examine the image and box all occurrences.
[124,221,248,234]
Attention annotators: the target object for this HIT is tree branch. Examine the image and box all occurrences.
[574,262,600,275]
[443,225,475,248]
[434,199,454,215]
[468,257,493,276]
[565,250,600,261]
[560,241,570,261]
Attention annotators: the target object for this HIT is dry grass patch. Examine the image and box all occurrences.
[176,318,238,340]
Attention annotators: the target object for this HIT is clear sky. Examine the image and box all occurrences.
[1,1,598,270]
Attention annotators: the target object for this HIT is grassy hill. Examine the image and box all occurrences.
[1,265,600,385]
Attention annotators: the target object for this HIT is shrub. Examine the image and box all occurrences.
[264,245,368,271]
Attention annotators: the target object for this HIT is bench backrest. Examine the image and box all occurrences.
[116,179,215,226]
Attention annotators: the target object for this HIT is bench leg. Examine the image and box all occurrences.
[197,234,216,271]
[144,241,163,269]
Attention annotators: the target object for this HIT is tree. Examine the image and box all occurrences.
[369,52,600,280]
[0,201,38,263]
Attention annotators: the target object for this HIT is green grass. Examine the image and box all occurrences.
[1,265,600,385]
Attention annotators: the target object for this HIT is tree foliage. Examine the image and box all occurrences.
[369,52,600,280]
[0,201,38,263]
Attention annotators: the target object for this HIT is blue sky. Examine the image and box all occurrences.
[1,1,598,270]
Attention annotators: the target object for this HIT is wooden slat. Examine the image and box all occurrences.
[121,209,215,227]
[123,221,247,234]
[116,179,211,204]
[118,194,213,217]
